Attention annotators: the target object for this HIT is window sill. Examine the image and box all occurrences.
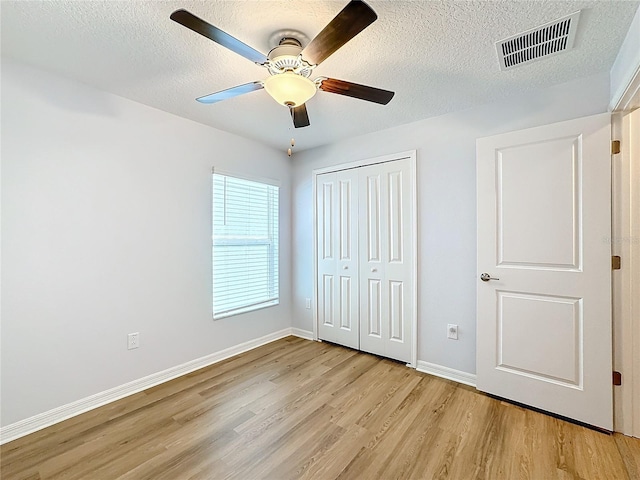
[213,300,279,320]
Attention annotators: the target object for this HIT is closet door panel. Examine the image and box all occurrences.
[359,160,413,362]
[359,167,387,355]
[317,171,359,349]
[317,174,336,337]
[384,160,413,362]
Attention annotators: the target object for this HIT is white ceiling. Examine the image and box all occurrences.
[2,1,638,152]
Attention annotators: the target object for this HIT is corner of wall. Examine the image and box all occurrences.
[610,5,640,110]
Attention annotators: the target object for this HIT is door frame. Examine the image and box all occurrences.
[312,150,418,368]
[612,70,640,437]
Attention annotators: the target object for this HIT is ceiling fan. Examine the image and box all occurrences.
[170,0,394,128]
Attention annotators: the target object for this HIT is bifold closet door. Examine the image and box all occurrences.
[316,170,359,349]
[316,158,414,363]
[359,159,413,363]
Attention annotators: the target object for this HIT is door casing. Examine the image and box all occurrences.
[612,108,640,437]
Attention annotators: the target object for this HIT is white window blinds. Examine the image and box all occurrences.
[212,172,279,319]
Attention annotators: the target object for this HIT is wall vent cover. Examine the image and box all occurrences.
[496,11,581,70]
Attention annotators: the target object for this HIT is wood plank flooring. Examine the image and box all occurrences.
[1,336,639,479]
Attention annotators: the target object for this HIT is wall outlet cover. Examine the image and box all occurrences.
[447,324,458,340]
[127,332,140,350]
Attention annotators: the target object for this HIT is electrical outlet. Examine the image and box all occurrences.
[305,298,311,309]
[127,332,140,350]
[447,324,458,340]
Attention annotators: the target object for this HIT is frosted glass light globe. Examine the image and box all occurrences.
[264,72,317,107]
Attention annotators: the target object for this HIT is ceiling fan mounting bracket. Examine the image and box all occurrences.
[268,29,310,50]
[278,37,302,48]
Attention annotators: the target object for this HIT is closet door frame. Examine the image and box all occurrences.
[312,150,418,368]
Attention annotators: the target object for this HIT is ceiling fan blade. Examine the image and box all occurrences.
[290,104,310,128]
[170,9,268,64]
[301,0,377,66]
[318,78,394,105]
[196,82,264,104]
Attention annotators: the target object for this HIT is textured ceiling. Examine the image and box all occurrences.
[2,1,638,152]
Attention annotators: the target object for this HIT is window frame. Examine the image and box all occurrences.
[211,168,280,320]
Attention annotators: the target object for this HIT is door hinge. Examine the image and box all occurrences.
[612,255,621,270]
[613,371,622,386]
[612,140,621,155]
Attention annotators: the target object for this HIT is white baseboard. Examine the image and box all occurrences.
[0,327,304,445]
[291,327,314,340]
[416,361,477,388]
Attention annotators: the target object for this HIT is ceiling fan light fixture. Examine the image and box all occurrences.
[263,72,317,107]
[172,1,392,128]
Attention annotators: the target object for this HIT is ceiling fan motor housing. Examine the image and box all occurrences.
[266,40,313,77]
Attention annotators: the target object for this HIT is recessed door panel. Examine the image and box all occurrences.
[367,174,381,263]
[340,276,352,330]
[322,274,334,326]
[388,170,404,263]
[389,281,404,341]
[367,279,382,337]
[497,136,581,270]
[339,179,353,261]
[322,182,333,260]
[497,291,582,387]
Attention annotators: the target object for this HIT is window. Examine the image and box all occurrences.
[212,172,279,319]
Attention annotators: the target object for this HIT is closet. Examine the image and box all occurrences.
[314,153,416,364]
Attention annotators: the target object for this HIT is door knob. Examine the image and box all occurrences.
[480,273,500,282]
[343,265,348,270]
[371,268,377,272]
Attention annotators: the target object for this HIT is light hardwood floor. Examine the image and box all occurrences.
[1,336,639,479]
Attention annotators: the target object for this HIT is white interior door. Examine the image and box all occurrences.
[476,113,613,430]
[316,170,359,349]
[359,159,414,363]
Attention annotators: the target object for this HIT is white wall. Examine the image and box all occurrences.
[610,4,640,110]
[0,60,292,427]
[292,72,611,375]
